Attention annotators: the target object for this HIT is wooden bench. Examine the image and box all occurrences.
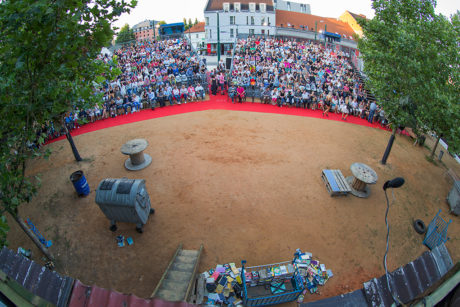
[321,169,351,196]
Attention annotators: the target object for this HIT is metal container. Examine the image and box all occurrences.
[447,181,460,215]
[95,178,154,232]
[70,170,90,196]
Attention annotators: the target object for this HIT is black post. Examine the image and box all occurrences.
[64,125,82,162]
[217,12,221,63]
[381,129,397,165]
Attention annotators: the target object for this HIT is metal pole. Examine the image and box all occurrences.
[315,21,317,40]
[324,24,327,45]
[217,12,221,63]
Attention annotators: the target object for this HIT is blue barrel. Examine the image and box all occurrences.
[70,170,90,196]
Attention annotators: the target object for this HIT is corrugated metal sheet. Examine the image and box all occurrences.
[0,246,74,307]
[69,280,198,307]
[302,243,453,307]
[302,289,368,307]
[363,243,453,306]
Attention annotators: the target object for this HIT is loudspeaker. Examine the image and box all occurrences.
[226,57,232,69]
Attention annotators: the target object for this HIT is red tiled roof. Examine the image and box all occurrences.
[276,10,356,38]
[188,22,205,33]
[69,280,198,307]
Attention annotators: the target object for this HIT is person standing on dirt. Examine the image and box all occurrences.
[323,94,331,117]
[211,74,218,95]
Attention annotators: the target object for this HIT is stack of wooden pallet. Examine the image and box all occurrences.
[321,169,351,196]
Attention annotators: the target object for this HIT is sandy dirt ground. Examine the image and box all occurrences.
[7,109,460,304]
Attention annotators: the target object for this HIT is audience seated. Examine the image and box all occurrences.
[228,36,385,122]
[43,36,387,143]
[44,38,209,141]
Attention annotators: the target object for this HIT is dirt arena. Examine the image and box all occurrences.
[7,109,460,304]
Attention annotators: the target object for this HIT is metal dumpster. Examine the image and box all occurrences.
[95,178,154,233]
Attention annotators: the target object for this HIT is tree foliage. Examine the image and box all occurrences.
[358,1,459,153]
[0,0,136,248]
[115,23,135,44]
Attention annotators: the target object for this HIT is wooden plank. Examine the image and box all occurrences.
[321,172,333,195]
[151,243,183,298]
[195,273,205,305]
[322,170,350,196]
[332,170,351,192]
[184,244,204,302]
[332,171,346,191]
[322,170,340,192]
[337,171,350,192]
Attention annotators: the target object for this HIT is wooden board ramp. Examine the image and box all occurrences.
[188,272,206,305]
[151,244,203,302]
[321,169,351,196]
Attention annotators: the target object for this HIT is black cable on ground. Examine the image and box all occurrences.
[384,189,402,306]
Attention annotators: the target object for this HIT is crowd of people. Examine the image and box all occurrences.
[227,37,386,125]
[42,36,387,144]
[46,38,210,141]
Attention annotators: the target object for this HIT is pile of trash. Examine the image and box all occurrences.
[202,263,243,305]
[200,249,333,305]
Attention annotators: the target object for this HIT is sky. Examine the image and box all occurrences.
[114,0,460,29]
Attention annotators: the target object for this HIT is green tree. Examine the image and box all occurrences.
[158,20,167,25]
[194,18,199,25]
[188,18,192,29]
[116,23,135,44]
[0,0,136,255]
[419,11,460,159]
[183,17,187,29]
[358,0,459,164]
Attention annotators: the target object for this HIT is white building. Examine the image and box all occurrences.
[186,22,206,51]
[274,0,310,14]
[204,0,276,55]
[203,0,359,56]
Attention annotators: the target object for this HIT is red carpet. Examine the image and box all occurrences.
[47,95,390,144]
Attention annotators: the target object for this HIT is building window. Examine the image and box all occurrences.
[261,17,265,26]
[267,17,270,26]
[268,29,270,36]
[230,28,234,38]
[249,29,254,35]
[223,2,229,12]
[234,2,240,12]
[249,3,256,12]
[196,34,199,38]
[230,16,235,25]
[251,16,255,25]
[260,3,266,13]
[206,17,209,26]
[246,16,249,25]
[287,2,291,11]
[261,29,265,35]
[210,29,212,39]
